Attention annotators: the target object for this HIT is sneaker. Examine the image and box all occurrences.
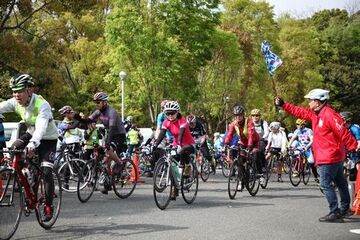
[314,178,320,183]
[237,181,244,192]
[43,205,53,222]
[277,177,283,182]
[319,212,344,223]
[340,209,355,218]
[260,177,265,185]
[184,163,192,177]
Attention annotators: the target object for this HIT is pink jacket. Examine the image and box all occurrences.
[283,102,357,165]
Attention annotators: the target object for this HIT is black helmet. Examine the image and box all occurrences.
[340,112,353,122]
[233,105,245,115]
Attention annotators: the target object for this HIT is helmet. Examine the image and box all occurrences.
[296,119,307,125]
[269,121,281,130]
[9,74,32,91]
[58,105,74,115]
[250,109,261,115]
[126,116,133,122]
[233,105,245,115]
[93,92,109,101]
[163,101,180,112]
[304,88,330,101]
[340,112,353,122]
[186,114,196,125]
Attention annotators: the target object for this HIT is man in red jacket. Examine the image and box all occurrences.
[275,89,358,223]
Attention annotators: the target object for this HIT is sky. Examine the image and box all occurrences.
[265,0,354,17]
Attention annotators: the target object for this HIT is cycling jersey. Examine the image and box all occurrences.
[224,117,259,148]
[267,131,287,151]
[58,119,83,144]
[162,117,194,147]
[189,121,206,142]
[157,112,173,140]
[293,127,313,148]
[89,105,125,144]
[0,93,58,147]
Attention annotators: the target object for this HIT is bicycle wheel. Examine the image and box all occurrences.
[228,161,240,199]
[77,159,98,203]
[200,160,210,182]
[0,168,23,240]
[246,160,260,196]
[181,161,199,204]
[302,163,311,185]
[35,167,62,229]
[113,159,137,199]
[260,164,269,189]
[289,158,301,187]
[282,155,290,174]
[266,156,275,180]
[222,159,231,178]
[153,161,172,210]
[58,158,87,193]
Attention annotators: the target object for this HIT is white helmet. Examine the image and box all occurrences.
[163,101,180,112]
[304,89,330,101]
[269,121,281,130]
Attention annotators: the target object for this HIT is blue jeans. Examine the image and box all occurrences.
[318,162,350,214]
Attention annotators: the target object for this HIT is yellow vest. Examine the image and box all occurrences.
[15,95,45,127]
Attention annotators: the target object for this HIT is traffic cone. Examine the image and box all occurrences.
[352,163,360,214]
[130,150,143,183]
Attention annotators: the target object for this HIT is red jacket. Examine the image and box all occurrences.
[283,102,357,165]
[224,117,259,148]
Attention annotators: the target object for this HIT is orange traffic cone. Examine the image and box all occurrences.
[130,150,143,183]
[352,163,360,214]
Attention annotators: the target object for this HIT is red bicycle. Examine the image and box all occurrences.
[0,149,62,240]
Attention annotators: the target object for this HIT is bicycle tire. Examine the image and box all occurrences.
[302,162,311,185]
[0,168,23,240]
[181,161,199,204]
[113,159,137,199]
[222,160,231,178]
[246,159,260,196]
[77,159,99,203]
[228,161,240,199]
[200,160,210,182]
[289,158,301,187]
[266,156,275,180]
[35,167,62,229]
[153,161,172,210]
[58,158,88,193]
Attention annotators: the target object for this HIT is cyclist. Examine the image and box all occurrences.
[74,91,126,194]
[83,122,101,161]
[265,121,288,182]
[0,74,58,221]
[124,115,133,132]
[58,105,83,148]
[340,112,360,195]
[0,114,5,159]
[154,101,195,199]
[127,124,142,158]
[224,105,260,188]
[288,119,319,182]
[187,114,215,171]
[275,88,358,222]
[251,108,269,174]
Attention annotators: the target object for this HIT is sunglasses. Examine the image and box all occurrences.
[94,100,102,104]
[252,115,260,117]
[165,111,177,116]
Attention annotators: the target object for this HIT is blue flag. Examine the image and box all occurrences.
[261,40,283,76]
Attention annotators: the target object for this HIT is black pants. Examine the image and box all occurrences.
[178,145,195,165]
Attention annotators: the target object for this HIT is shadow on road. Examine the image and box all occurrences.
[16,222,188,240]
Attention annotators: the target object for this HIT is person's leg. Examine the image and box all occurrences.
[180,145,195,176]
[318,164,340,214]
[333,162,351,213]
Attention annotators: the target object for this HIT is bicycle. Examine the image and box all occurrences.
[262,149,284,188]
[213,149,230,178]
[288,148,311,186]
[0,149,62,240]
[153,146,199,210]
[77,144,137,203]
[195,145,215,182]
[53,142,90,193]
[228,146,260,199]
[138,144,153,177]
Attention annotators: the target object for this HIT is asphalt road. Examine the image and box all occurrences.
[9,172,360,240]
